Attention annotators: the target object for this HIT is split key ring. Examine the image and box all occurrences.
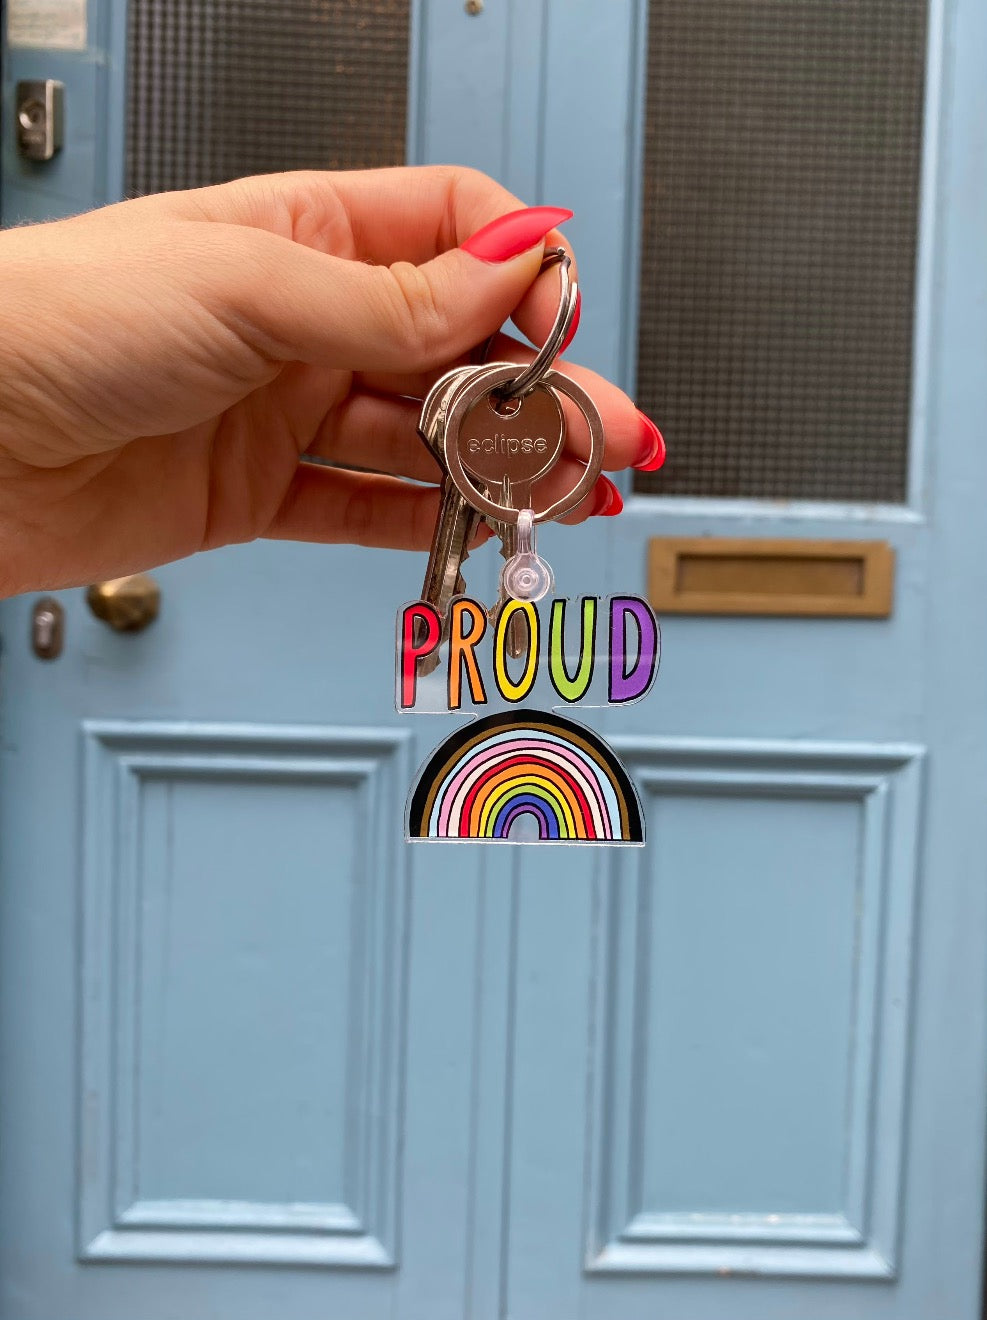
[497,247,578,402]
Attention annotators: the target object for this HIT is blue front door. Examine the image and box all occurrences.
[2,2,986,1318]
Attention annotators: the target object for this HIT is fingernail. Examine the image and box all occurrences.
[593,476,623,517]
[560,289,582,354]
[461,205,573,263]
[633,411,666,471]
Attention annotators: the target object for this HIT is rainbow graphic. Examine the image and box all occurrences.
[407,709,644,844]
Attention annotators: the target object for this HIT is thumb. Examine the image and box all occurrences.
[215,207,571,373]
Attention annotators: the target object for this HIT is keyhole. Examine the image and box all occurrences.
[18,100,45,131]
[31,597,64,660]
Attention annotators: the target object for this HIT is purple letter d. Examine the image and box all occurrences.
[609,597,660,704]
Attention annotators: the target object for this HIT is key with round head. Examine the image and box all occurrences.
[441,363,606,528]
[441,363,607,658]
[451,377,566,656]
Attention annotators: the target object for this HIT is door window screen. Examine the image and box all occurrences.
[634,0,927,502]
[125,0,410,197]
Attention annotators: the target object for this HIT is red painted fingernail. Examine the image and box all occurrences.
[461,206,573,263]
[633,411,666,471]
[594,476,623,517]
[560,289,582,354]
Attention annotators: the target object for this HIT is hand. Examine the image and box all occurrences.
[0,165,663,595]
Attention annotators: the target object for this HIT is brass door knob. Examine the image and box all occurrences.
[86,573,160,632]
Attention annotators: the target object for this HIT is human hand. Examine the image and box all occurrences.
[0,165,664,595]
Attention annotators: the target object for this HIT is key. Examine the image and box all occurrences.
[413,365,493,673]
[453,381,567,656]
[420,364,489,594]
[489,487,525,657]
[417,365,480,602]
[484,511,525,652]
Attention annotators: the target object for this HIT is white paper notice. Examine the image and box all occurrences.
[8,0,87,50]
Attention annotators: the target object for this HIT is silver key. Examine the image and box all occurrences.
[489,486,525,656]
[418,366,478,596]
[414,365,492,672]
[454,382,566,656]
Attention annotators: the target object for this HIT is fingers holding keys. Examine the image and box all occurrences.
[300,320,664,533]
[468,333,665,477]
[164,162,655,535]
[295,380,642,545]
[0,156,653,592]
[356,333,664,478]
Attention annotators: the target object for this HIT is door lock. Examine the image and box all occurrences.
[31,597,64,659]
[15,80,64,162]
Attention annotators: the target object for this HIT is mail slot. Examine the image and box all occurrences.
[647,538,894,618]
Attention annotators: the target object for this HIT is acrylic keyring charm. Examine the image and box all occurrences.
[398,594,660,844]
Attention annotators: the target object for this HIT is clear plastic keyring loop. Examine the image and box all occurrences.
[501,508,555,601]
[498,247,578,402]
[443,362,605,526]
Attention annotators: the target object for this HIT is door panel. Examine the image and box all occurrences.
[78,719,408,1269]
[2,2,987,1319]
[501,0,987,1317]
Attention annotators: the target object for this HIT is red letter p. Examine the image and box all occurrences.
[399,603,442,709]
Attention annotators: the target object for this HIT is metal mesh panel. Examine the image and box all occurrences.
[126,0,409,197]
[634,0,927,502]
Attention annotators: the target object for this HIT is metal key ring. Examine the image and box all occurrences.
[498,247,579,402]
[443,361,605,526]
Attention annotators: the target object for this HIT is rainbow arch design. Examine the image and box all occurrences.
[407,709,644,844]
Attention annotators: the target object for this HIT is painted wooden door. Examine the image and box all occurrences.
[2,2,986,1320]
